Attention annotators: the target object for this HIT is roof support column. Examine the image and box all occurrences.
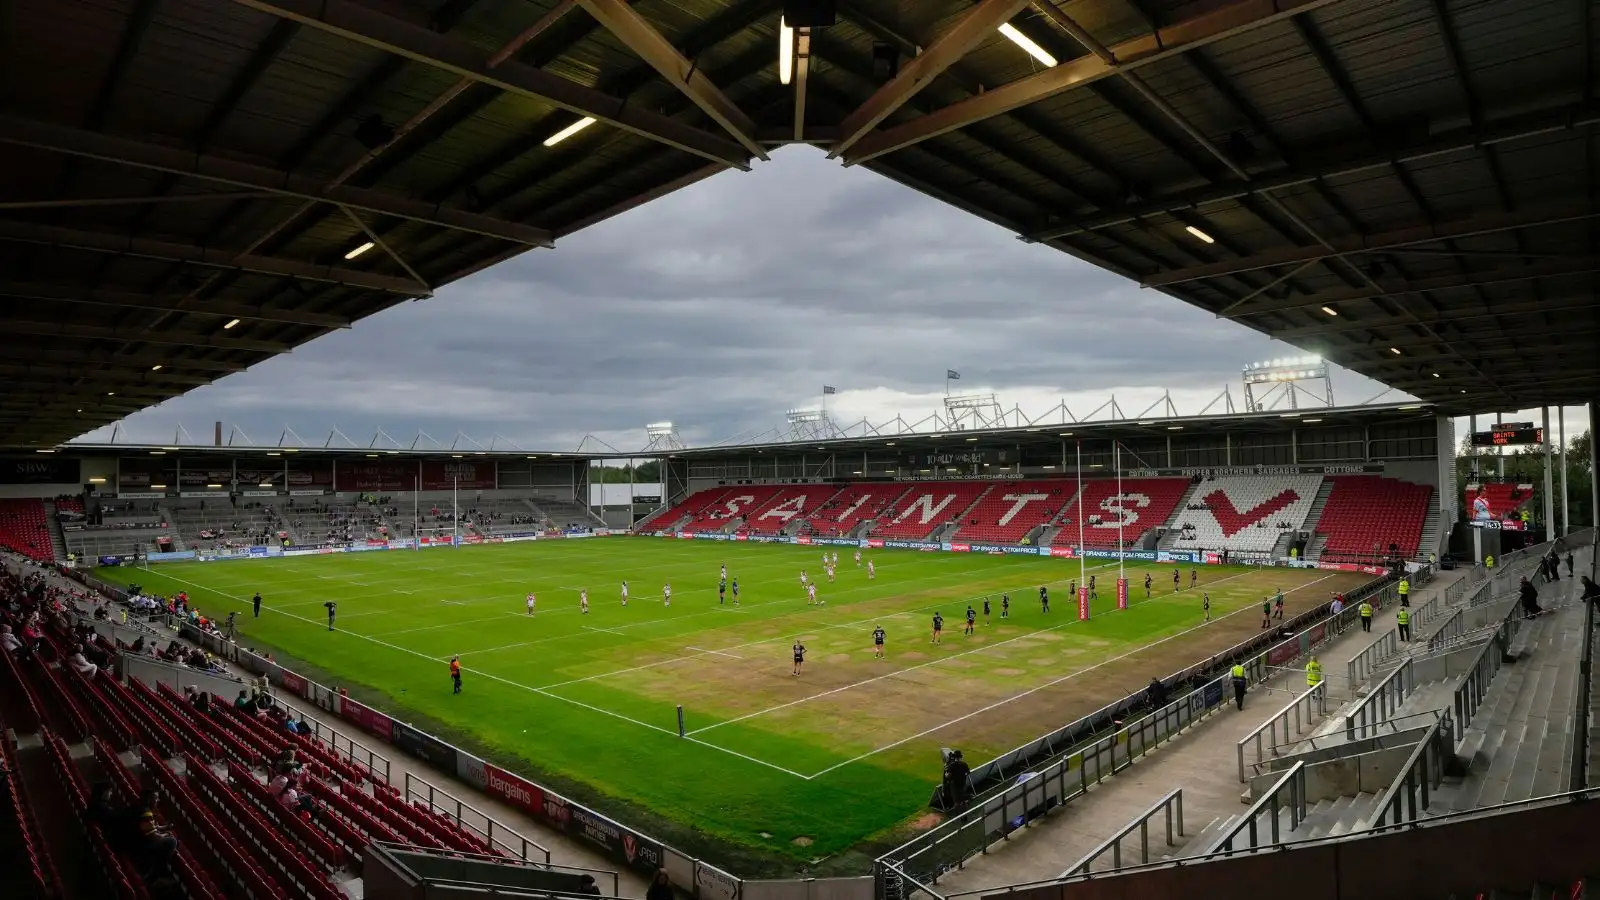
[1543,406,1556,542]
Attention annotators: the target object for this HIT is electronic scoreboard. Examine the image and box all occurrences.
[1469,426,1544,447]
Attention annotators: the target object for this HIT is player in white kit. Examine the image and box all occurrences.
[526,593,536,615]
[620,581,629,606]
[867,559,876,579]
[720,563,727,581]
[807,582,819,605]
[800,569,809,586]
[579,589,589,614]
[854,549,862,566]
[663,582,672,607]
[826,564,836,583]
[832,551,840,567]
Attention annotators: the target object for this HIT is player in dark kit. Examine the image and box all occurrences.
[730,578,740,605]
[1261,599,1272,630]
[1088,575,1097,601]
[1144,573,1152,598]
[873,625,887,658]
[253,592,262,618]
[982,596,991,624]
[791,641,806,676]
[718,579,727,604]
[1039,585,1050,612]
[1274,590,1285,620]
[324,601,337,631]
[964,606,976,636]
[1000,594,1010,618]
[931,612,944,644]
[1191,568,1199,588]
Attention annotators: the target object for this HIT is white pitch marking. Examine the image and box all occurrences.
[583,625,626,636]
[686,646,743,660]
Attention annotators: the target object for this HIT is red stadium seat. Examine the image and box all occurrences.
[950,481,1077,544]
[737,485,846,535]
[1314,476,1433,562]
[796,484,912,537]
[1051,478,1190,549]
[868,482,993,540]
[0,498,55,562]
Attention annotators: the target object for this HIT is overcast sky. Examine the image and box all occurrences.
[77,146,1445,453]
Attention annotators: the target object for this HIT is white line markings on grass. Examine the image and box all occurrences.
[800,573,1341,779]
[687,646,743,660]
[145,571,815,781]
[583,625,626,636]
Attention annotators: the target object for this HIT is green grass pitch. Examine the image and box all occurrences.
[102,538,1369,867]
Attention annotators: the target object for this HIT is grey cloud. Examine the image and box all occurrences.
[88,147,1401,451]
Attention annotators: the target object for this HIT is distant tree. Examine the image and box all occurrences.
[1572,429,1593,474]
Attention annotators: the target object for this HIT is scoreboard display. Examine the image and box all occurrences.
[1469,427,1544,447]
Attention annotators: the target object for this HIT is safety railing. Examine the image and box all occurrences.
[1244,708,1444,782]
[1450,605,1520,741]
[1369,710,1452,828]
[1236,682,1327,782]
[1573,582,1595,791]
[1201,761,1307,859]
[281,699,393,784]
[1345,657,1416,740]
[1424,606,1467,652]
[1058,788,1184,878]
[404,772,551,864]
[1346,629,1400,688]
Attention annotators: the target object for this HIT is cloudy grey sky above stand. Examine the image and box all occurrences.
[79,147,1473,453]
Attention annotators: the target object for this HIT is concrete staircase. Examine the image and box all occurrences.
[1299,478,1337,540]
[1173,791,1382,860]
[157,504,186,551]
[1429,597,1587,814]
[42,500,68,562]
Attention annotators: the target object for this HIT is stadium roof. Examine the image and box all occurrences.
[57,400,1436,460]
[2,0,1592,449]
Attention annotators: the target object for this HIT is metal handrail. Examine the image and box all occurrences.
[404,772,552,864]
[1346,628,1400,688]
[1369,711,1452,828]
[1424,605,1466,651]
[1345,657,1415,740]
[1450,601,1521,741]
[1058,788,1184,877]
[1202,761,1307,859]
[1246,708,1444,775]
[1236,681,1327,782]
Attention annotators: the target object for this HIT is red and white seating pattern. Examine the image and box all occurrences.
[950,481,1076,543]
[0,498,54,562]
[737,485,845,535]
[868,482,992,540]
[1169,475,1322,554]
[1052,478,1191,549]
[637,487,739,531]
[1464,482,1534,522]
[1317,476,1432,561]
[796,484,907,537]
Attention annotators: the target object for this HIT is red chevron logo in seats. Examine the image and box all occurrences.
[1201,489,1300,537]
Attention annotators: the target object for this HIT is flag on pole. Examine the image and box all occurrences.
[947,369,961,380]
[822,385,837,395]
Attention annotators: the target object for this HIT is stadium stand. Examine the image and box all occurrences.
[796,483,911,537]
[739,485,845,535]
[679,485,794,533]
[0,499,55,562]
[950,481,1077,544]
[165,498,293,549]
[1167,474,1322,555]
[1312,476,1433,562]
[638,487,739,532]
[1050,477,1191,549]
[867,482,992,540]
[526,494,605,530]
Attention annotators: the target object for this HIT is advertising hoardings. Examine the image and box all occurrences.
[0,457,81,484]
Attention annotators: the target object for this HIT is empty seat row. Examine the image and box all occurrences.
[1316,476,1432,561]
[0,498,55,562]
[0,725,62,899]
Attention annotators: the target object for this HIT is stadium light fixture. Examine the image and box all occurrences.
[1184,225,1215,244]
[88,477,106,483]
[150,451,164,455]
[451,454,463,458]
[1398,405,1422,410]
[223,318,240,330]
[998,23,1057,67]
[267,452,280,456]
[1432,372,1441,378]
[885,442,895,446]
[344,241,375,260]
[966,437,978,442]
[106,391,115,396]
[283,449,298,453]
[778,17,794,85]
[1059,432,1073,437]
[151,484,166,490]
[206,483,222,489]
[1321,306,1338,316]
[259,482,273,488]
[1389,347,1402,355]
[35,448,53,453]
[1167,425,1183,430]
[150,364,162,371]
[1042,464,1055,469]
[544,117,596,147]
[1303,418,1323,423]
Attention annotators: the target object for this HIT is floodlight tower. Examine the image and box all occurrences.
[785,408,833,442]
[943,393,1006,431]
[1241,356,1335,412]
[642,422,684,453]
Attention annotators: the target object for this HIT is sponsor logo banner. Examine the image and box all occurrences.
[570,807,664,873]
[946,543,970,553]
[1080,549,1158,561]
[392,721,459,773]
[1116,578,1129,610]
[482,763,542,816]
[1317,562,1386,575]
[290,489,327,496]
[1204,552,1223,565]
[180,491,228,499]
[424,460,496,491]
[277,669,309,698]
[339,697,394,743]
[114,492,167,500]
[1266,637,1303,668]
[867,539,885,549]
[696,863,741,900]
[1049,546,1075,558]
[884,540,939,550]
[1158,550,1198,564]
[1077,587,1090,621]
[632,495,662,504]
[148,551,197,562]
[1124,464,1384,478]
[457,753,487,790]
[796,536,813,545]
[248,547,270,558]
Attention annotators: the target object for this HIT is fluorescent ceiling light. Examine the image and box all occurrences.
[35,449,54,453]
[544,117,596,147]
[1398,405,1422,410]
[1184,225,1215,244]
[778,17,795,85]
[106,391,115,396]
[998,22,1057,67]
[966,437,978,442]
[206,483,222,489]
[89,477,106,483]
[1321,306,1338,316]
[150,364,163,371]
[1167,426,1183,430]
[1432,372,1441,378]
[1303,418,1323,423]
[151,484,166,490]
[259,483,273,488]
[1389,347,1402,355]
[344,241,375,260]
[223,318,240,330]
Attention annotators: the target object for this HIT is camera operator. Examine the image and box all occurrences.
[324,601,336,631]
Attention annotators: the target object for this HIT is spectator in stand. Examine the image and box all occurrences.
[273,748,303,778]
[0,624,21,655]
[68,643,98,677]
[647,870,674,900]
[1580,576,1599,606]
[234,689,255,712]
[1519,577,1543,618]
